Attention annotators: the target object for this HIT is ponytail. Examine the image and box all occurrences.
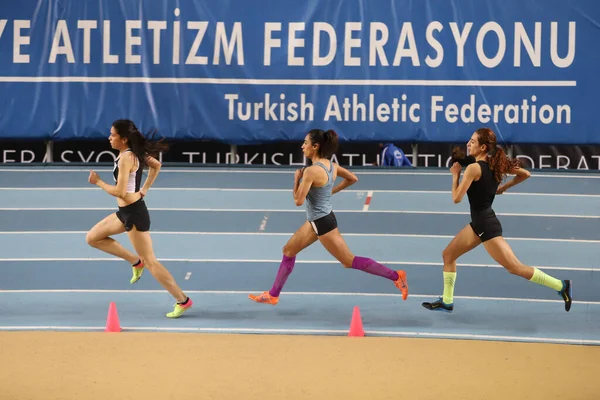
[488,145,520,183]
[139,129,169,167]
[473,127,520,182]
[308,128,339,159]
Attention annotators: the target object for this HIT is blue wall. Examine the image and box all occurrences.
[0,0,598,144]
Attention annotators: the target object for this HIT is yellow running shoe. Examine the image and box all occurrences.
[130,261,145,284]
[166,298,193,318]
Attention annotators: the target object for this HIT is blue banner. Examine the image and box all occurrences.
[0,0,598,144]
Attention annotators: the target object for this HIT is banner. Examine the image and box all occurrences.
[511,144,600,170]
[0,1,598,144]
[1,139,598,170]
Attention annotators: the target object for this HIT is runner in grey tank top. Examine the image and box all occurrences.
[249,128,409,306]
[305,160,334,222]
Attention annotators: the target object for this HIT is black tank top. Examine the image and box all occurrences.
[466,161,499,212]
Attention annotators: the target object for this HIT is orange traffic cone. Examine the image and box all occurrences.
[105,302,122,332]
[348,306,365,337]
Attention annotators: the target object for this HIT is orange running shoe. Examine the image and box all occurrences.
[248,291,279,305]
[394,270,409,300]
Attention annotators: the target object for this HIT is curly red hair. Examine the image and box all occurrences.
[475,128,520,183]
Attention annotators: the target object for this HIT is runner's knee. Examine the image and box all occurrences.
[282,243,298,258]
[442,246,457,264]
[86,231,101,247]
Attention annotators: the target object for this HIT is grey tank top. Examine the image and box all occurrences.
[305,161,334,221]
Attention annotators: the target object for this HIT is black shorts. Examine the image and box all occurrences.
[309,211,338,236]
[116,198,151,232]
[469,207,502,242]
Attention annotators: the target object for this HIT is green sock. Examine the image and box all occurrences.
[529,268,564,291]
[442,271,456,304]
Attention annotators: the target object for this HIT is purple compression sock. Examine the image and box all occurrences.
[351,256,399,281]
[269,255,296,297]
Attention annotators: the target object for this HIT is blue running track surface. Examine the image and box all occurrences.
[0,166,597,345]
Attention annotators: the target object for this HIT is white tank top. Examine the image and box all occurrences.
[113,150,142,193]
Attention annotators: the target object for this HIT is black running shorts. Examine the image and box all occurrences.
[469,207,502,242]
[309,211,338,236]
[116,198,151,232]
